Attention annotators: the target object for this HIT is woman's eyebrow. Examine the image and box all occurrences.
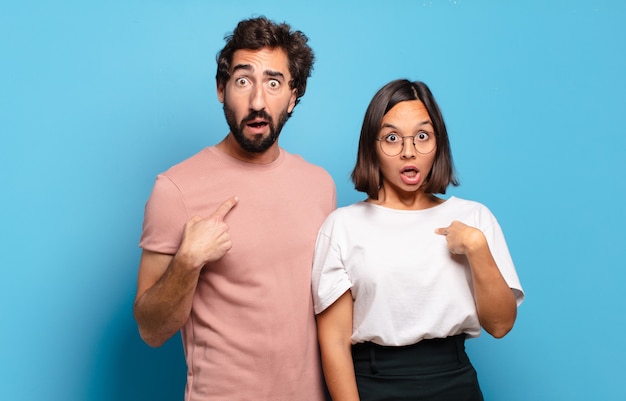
[381,120,432,130]
[381,122,399,130]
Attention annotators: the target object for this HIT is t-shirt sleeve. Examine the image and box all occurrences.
[311,216,352,314]
[139,174,189,255]
[480,208,525,306]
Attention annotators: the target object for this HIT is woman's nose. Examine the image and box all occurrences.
[401,136,416,158]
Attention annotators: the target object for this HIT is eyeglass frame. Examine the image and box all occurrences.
[375,132,437,156]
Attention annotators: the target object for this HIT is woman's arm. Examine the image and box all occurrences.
[316,290,360,401]
[436,221,517,338]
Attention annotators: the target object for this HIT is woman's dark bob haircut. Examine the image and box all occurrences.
[351,79,459,199]
[215,16,315,116]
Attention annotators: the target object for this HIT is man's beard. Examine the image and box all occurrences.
[223,102,290,154]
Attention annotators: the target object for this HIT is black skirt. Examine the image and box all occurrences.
[351,335,484,401]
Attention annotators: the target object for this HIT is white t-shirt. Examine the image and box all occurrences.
[311,196,524,346]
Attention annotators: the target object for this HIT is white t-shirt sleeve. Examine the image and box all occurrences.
[311,214,352,314]
[480,210,525,305]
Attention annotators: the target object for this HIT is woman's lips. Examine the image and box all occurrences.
[400,166,420,185]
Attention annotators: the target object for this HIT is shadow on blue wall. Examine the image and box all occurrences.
[86,296,186,401]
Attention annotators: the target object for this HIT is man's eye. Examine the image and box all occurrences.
[267,79,280,89]
[385,134,400,143]
[236,77,249,86]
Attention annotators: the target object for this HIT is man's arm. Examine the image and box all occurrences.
[133,250,200,347]
[133,196,239,347]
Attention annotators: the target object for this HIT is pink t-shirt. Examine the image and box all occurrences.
[140,146,336,401]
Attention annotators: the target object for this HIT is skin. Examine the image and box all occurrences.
[216,47,297,164]
[317,100,517,401]
[133,47,297,347]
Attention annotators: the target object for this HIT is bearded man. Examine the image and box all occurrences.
[133,16,336,401]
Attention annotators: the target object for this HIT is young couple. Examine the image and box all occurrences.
[134,16,524,401]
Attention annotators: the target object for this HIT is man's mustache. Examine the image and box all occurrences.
[242,110,272,124]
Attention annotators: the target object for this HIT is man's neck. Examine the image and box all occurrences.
[215,134,280,164]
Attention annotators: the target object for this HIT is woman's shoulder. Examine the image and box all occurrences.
[328,201,370,218]
[444,196,499,225]
[319,201,371,230]
[445,196,490,211]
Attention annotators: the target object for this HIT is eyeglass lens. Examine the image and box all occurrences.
[379,134,435,156]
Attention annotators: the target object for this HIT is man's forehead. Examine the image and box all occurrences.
[230,48,290,77]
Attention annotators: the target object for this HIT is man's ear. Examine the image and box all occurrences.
[217,81,225,104]
[287,88,297,113]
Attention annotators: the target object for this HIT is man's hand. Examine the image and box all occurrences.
[176,196,239,270]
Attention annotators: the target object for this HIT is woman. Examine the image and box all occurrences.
[312,79,524,401]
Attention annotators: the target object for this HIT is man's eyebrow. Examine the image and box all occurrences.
[265,70,286,80]
[232,64,253,74]
[231,64,286,80]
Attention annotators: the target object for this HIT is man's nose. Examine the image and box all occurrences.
[250,85,266,111]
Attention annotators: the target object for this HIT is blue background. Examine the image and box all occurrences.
[2,1,625,400]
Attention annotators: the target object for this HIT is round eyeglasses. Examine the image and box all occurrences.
[376,132,436,156]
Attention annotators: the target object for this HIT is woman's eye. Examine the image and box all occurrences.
[385,134,399,143]
[417,132,430,141]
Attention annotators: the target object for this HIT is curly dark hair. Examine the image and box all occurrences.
[216,16,315,113]
[351,79,459,199]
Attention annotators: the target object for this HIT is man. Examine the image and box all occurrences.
[133,16,336,401]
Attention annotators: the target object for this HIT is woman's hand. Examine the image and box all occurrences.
[435,221,486,255]
[435,221,517,338]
